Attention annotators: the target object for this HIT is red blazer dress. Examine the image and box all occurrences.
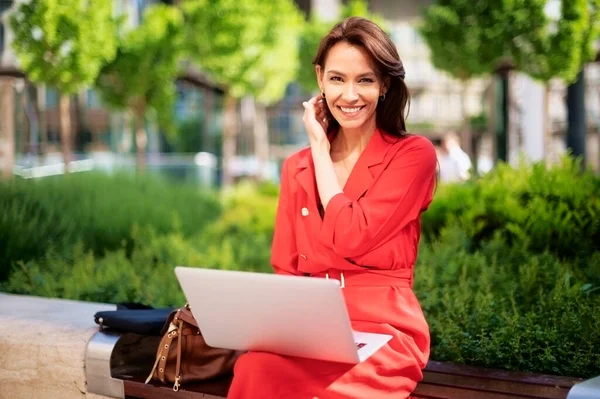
[227,130,437,399]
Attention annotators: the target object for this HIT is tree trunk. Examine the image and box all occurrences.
[459,80,473,158]
[544,84,551,166]
[59,94,72,173]
[494,72,509,162]
[37,85,48,158]
[566,69,586,163]
[254,102,269,181]
[134,107,147,173]
[204,89,214,153]
[1,78,15,180]
[222,93,237,188]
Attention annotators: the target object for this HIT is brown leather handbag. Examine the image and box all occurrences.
[145,304,242,391]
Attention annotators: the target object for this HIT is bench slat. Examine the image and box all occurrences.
[419,370,572,399]
[424,361,582,389]
[123,377,230,399]
[413,382,545,399]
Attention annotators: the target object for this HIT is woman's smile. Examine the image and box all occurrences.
[338,105,366,117]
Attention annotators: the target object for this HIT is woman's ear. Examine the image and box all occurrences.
[381,76,391,96]
[315,65,324,92]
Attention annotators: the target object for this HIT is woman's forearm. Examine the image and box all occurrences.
[311,142,343,209]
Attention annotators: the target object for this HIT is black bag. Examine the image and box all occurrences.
[94,303,176,336]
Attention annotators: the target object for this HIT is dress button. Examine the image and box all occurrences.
[301,207,309,216]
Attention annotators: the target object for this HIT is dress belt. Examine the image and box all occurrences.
[311,268,413,288]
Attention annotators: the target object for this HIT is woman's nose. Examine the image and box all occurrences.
[342,83,359,102]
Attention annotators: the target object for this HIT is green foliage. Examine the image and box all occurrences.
[198,182,278,272]
[9,0,118,94]
[173,118,205,153]
[2,231,199,307]
[297,0,387,92]
[182,0,303,104]
[95,4,185,136]
[423,156,600,260]
[420,0,600,84]
[419,1,499,81]
[2,183,277,306]
[0,172,221,281]
[0,185,73,281]
[415,227,600,378]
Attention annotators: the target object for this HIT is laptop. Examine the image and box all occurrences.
[174,266,392,364]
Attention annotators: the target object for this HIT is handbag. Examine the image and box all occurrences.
[145,303,242,391]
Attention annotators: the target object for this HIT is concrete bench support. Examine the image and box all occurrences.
[0,293,115,399]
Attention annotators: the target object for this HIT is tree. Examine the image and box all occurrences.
[419,0,600,163]
[10,0,118,172]
[95,4,185,172]
[565,0,600,161]
[508,0,598,163]
[182,0,303,186]
[297,0,387,93]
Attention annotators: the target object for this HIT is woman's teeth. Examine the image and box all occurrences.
[340,106,363,114]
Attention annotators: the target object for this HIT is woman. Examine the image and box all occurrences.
[227,16,437,399]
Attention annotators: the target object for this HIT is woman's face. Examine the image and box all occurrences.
[316,41,387,133]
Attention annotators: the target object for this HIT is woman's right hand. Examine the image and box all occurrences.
[302,95,330,151]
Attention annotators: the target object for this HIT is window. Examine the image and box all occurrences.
[0,1,13,56]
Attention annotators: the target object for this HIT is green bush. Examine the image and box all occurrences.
[423,157,600,260]
[415,227,600,378]
[3,182,278,305]
[0,172,222,281]
[195,181,278,273]
[3,228,200,307]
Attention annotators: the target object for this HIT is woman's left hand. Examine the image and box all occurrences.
[302,95,330,150]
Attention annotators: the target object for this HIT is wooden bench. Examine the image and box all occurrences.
[116,361,583,399]
[87,331,593,399]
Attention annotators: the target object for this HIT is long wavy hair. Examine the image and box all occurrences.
[313,17,410,138]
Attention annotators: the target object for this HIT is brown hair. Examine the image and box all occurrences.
[313,16,409,138]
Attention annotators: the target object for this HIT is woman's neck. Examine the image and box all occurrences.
[333,125,376,155]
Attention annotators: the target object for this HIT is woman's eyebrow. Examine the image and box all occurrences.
[326,70,376,78]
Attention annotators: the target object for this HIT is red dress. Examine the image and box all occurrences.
[227,131,437,399]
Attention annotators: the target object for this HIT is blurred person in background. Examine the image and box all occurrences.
[437,131,472,182]
[227,16,436,399]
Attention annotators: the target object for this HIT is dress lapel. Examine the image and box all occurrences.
[343,129,396,201]
[294,129,398,204]
[295,150,317,207]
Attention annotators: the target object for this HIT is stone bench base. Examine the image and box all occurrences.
[0,293,115,399]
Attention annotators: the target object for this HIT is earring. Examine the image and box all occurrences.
[379,93,386,102]
[321,92,326,98]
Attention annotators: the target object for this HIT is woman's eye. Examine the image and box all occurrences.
[360,78,374,83]
[330,76,343,82]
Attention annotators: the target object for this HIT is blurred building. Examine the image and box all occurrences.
[1,0,224,179]
[1,0,599,181]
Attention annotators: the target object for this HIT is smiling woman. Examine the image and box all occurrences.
[227,17,437,399]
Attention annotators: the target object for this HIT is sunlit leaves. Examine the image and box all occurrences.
[9,0,118,94]
[182,0,303,104]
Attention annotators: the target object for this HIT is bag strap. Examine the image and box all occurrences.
[173,318,184,391]
[145,321,177,384]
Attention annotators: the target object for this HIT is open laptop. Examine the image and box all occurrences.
[175,266,392,364]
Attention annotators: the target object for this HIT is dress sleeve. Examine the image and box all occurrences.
[270,158,300,275]
[318,136,437,258]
